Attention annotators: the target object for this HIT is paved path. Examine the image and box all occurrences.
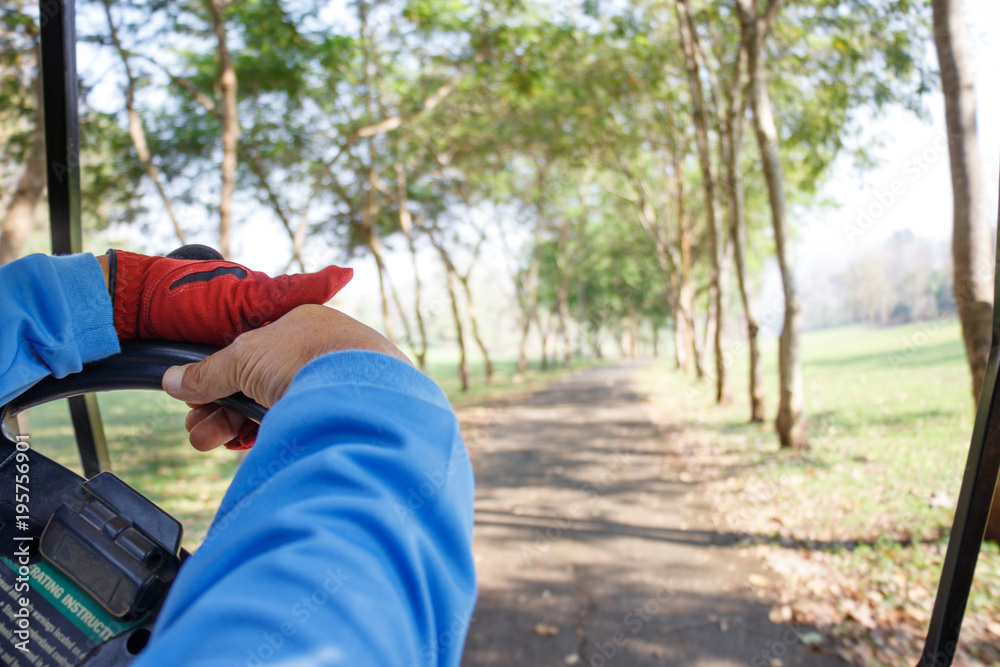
[459,362,845,667]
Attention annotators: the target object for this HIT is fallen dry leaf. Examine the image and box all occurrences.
[844,602,877,630]
[798,631,824,646]
[768,605,792,623]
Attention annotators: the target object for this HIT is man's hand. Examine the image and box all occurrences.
[97,253,111,289]
[100,246,352,449]
[161,305,412,452]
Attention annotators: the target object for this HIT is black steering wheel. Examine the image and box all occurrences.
[1,340,266,442]
[0,341,267,666]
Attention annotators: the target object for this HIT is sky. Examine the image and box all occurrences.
[793,0,1000,279]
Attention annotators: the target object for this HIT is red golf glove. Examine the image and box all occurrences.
[108,249,353,346]
[107,248,353,450]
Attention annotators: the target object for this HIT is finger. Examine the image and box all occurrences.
[250,265,354,324]
[162,345,242,404]
[188,406,247,452]
[185,404,222,433]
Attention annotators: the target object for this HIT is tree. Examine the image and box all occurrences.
[0,10,43,264]
[676,0,729,404]
[930,0,999,541]
[677,0,764,419]
[208,0,239,258]
[737,0,807,448]
[100,0,186,245]
[0,52,43,264]
[931,0,993,403]
[1,5,141,263]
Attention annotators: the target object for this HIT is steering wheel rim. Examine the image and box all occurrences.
[1,340,267,441]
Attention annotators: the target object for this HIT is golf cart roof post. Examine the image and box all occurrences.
[39,0,111,477]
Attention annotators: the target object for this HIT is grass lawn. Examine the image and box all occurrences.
[16,350,602,551]
[638,318,1000,666]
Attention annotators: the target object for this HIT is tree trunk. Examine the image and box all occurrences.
[932,0,994,402]
[1,71,45,265]
[556,216,573,368]
[672,153,697,375]
[730,180,766,422]
[590,326,603,359]
[444,262,469,392]
[360,225,397,344]
[459,274,495,385]
[696,299,712,378]
[719,46,766,422]
[557,271,573,367]
[373,260,396,343]
[517,252,541,372]
[931,0,999,540]
[426,224,491,386]
[408,232,428,370]
[677,0,728,403]
[537,311,550,371]
[395,163,427,369]
[360,173,412,348]
[632,316,641,358]
[739,0,807,448]
[519,165,549,372]
[673,315,684,370]
[209,0,238,259]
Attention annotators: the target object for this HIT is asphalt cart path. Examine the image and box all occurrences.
[459,362,845,667]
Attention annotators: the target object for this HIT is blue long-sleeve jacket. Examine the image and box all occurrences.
[0,253,476,666]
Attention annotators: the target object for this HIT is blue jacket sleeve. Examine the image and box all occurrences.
[0,253,119,406]
[136,351,477,667]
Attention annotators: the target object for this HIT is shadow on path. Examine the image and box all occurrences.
[460,362,847,667]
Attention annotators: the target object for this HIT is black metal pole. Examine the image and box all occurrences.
[917,172,1000,666]
[38,0,111,478]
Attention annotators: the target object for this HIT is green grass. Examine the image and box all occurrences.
[642,320,975,540]
[20,392,241,550]
[638,318,1000,664]
[17,351,604,551]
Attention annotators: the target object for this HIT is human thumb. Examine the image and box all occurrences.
[162,349,241,404]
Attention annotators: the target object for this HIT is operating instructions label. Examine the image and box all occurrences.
[0,557,141,666]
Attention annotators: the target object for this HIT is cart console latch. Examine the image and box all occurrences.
[39,472,183,620]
